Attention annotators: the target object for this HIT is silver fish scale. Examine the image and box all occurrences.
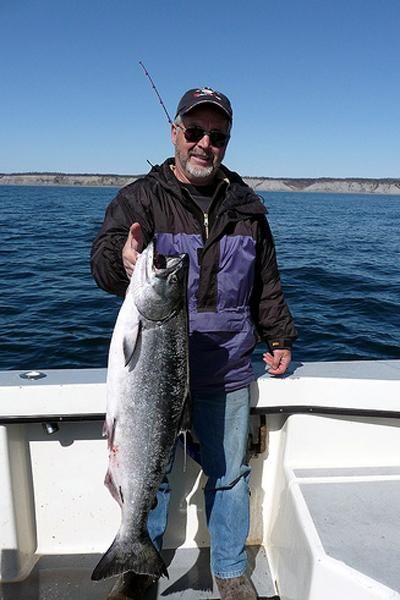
[118,318,187,533]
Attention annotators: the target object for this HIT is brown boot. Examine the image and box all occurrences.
[215,574,258,600]
[106,572,156,600]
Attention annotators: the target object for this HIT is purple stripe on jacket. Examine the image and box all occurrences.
[154,232,258,392]
[217,235,256,310]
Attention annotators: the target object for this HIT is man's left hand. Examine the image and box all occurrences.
[263,349,292,376]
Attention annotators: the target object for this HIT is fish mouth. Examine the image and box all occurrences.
[140,242,188,285]
[153,251,167,270]
[153,250,187,276]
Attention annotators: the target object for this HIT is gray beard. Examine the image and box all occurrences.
[185,161,214,179]
[176,149,217,180]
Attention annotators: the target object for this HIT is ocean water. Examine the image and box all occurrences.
[0,185,399,371]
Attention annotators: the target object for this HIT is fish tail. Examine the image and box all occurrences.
[91,534,168,581]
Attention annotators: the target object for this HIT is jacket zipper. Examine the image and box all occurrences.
[203,213,209,239]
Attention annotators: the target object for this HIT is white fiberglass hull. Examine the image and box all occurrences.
[0,360,399,599]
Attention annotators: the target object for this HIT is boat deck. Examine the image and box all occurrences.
[0,546,278,600]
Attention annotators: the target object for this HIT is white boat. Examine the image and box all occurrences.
[1,360,399,599]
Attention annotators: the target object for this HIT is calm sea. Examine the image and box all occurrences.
[1,185,399,371]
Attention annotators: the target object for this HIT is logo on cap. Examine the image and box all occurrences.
[193,87,223,101]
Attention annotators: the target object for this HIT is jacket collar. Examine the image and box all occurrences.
[148,158,266,217]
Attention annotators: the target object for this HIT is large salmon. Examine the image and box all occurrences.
[92,242,189,581]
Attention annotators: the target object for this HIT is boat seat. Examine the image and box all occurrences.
[269,414,400,600]
[299,478,400,593]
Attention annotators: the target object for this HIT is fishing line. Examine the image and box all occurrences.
[139,61,173,125]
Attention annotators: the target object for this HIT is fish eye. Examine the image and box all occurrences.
[168,273,178,284]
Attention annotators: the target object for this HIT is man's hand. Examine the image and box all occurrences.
[122,222,143,278]
[263,349,292,376]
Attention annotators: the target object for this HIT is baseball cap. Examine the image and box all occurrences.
[175,87,233,121]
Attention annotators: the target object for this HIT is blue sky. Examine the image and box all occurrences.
[1,0,399,178]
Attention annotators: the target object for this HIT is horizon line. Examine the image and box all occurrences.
[1,171,399,182]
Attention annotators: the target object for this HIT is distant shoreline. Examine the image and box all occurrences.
[1,172,400,195]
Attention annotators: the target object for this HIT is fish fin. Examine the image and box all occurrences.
[178,392,193,472]
[178,389,192,433]
[91,533,168,581]
[181,430,188,472]
[103,417,116,449]
[179,431,202,467]
[104,468,123,507]
[123,319,142,367]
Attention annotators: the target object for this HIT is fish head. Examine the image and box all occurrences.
[131,242,188,322]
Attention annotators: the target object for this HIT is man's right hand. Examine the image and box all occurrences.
[122,222,143,278]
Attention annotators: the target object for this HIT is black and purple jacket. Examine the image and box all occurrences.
[91,159,297,392]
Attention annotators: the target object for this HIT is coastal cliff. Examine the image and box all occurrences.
[1,172,400,195]
[243,177,400,195]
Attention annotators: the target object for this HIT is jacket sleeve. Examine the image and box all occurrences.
[90,182,154,297]
[251,216,298,350]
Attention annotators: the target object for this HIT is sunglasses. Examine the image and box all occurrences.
[176,123,229,148]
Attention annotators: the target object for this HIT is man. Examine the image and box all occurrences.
[91,87,297,600]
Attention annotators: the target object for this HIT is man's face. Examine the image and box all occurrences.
[171,105,230,185]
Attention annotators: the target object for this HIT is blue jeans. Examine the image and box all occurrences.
[147,386,251,579]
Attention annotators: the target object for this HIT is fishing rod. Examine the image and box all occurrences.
[139,61,173,125]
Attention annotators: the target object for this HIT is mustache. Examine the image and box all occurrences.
[189,150,214,160]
